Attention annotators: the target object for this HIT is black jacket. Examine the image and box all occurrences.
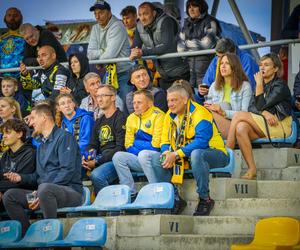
[21,61,70,100]
[22,26,67,66]
[0,140,36,192]
[67,53,89,105]
[248,77,292,119]
[87,109,126,166]
[133,8,190,81]
[293,71,300,97]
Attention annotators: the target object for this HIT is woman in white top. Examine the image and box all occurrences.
[204,53,252,139]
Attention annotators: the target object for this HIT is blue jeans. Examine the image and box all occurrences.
[90,161,118,194]
[150,148,229,199]
[112,152,143,194]
[138,150,163,183]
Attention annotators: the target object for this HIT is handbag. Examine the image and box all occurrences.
[261,114,286,148]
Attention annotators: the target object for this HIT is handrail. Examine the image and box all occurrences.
[1,38,299,73]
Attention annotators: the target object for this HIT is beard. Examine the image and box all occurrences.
[5,19,22,31]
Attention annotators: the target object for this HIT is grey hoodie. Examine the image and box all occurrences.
[87,15,131,73]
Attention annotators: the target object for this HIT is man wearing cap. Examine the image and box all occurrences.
[129,2,190,90]
[88,0,132,103]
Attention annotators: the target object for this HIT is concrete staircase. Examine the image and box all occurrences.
[65,148,300,250]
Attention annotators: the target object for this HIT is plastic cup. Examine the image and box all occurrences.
[26,193,36,204]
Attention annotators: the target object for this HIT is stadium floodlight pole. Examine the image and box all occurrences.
[0,38,299,73]
[227,0,261,63]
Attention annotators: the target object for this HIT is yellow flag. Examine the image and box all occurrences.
[105,64,119,89]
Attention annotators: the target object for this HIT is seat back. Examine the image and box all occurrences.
[0,220,22,244]
[93,185,130,207]
[22,219,63,243]
[65,218,107,246]
[209,147,235,174]
[253,217,300,246]
[82,186,91,206]
[134,182,174,208]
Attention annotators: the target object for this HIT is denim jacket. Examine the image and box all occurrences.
[207,81,252,119]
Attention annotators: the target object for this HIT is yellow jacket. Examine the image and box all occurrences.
[125,106,165,155]
[161,100,226,157]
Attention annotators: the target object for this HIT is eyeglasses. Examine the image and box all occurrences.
[97,94,114,98]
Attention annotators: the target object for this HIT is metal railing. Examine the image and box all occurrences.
[0,38,299,74]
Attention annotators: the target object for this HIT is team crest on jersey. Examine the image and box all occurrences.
[145,120,151,128]
[2,38,15,54]
[99,125,114,146]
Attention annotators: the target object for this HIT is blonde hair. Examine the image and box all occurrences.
[0,97,22,120]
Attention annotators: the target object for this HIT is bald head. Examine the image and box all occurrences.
[37,45,57,69]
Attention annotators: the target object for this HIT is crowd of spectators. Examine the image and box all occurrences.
[0,0,298,233]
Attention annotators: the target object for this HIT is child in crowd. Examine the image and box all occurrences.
[1,77,31,116]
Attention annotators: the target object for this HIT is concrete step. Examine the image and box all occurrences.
[59,215,257,249]
[181,178,257,201]
[116,215,257,236]
[257,180,300,199]
[183,198,300,217]
[234,148,300,169]
[282,166,300,181]
[116,234,252,250]
[233,148,300,180]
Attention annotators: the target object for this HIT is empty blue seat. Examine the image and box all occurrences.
[0,220,22,248]
[252,121,297,145]
[49,218,107,247]
[6,219,63,248]
[120,182,174,211]
[75,185,131,213]
[185,148,235,177]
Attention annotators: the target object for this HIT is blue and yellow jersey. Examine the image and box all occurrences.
[161,100,227,157]
[125,106,165,155]
[0,30,25,77]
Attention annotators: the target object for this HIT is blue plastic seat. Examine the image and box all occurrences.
[0,220,22,248]
[49,218,107,247]
[120,182,174,211]
[185,148,235,176]
[75,184,131,212]
[252,121,297,145]
[57,186,91,213]
[34,186,91,215]
[6,219,63,248]
[210,147,235,175]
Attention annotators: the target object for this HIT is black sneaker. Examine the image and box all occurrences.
[171,196,187,215]
[193,198,215,216]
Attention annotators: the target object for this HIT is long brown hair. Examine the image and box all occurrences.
[55,93,77,127]
[215,53,248,92]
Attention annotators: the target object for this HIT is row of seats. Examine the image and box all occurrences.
[32,149,236,217]
[0,218,107,248]
[38,183,174,216]
[231,217,300,250]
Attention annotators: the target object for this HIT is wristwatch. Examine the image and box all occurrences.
[174,151,180,160]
